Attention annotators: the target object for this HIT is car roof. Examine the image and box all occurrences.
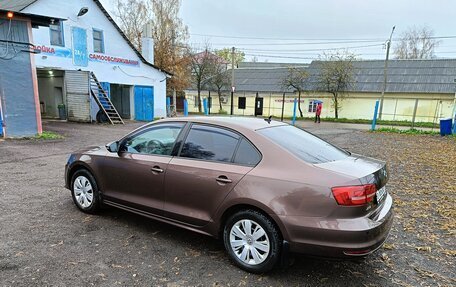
[157,116,287,131]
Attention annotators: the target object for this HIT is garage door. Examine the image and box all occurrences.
[134,86,154,121]
[65,70,90,122]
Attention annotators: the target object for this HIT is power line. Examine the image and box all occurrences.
[244,53,317,60]
[190,43,384,51]
[190,41,385,46]
[239,45,384,53]
[190,33,385,41]
[191,33,456,44]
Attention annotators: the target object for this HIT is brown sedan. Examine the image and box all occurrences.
[65,117,393,273]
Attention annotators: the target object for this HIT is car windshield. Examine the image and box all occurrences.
[258,125,349,164]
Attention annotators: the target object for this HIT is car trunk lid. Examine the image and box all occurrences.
[316,154,389,206]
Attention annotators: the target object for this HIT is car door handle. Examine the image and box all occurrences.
[151,166,164,173]
[216,176,232,184]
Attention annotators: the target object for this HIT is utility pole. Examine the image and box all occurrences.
[379,26,395,120]
[230,46,235,115]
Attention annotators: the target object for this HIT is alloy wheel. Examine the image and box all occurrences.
[73,175,94,209]
[229,219,270,265]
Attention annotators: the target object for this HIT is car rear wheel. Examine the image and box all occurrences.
[223,210,281,273]
[71,169,100,213]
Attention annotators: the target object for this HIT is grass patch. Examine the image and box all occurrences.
[35,131,64,140]
[268,116,439,128]
[373,127,440,135]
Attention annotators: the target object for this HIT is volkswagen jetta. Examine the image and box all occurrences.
[65,117,393,273]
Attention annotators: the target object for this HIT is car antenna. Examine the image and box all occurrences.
[264,115,272,124]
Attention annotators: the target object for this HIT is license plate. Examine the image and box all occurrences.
[376,186,387,203]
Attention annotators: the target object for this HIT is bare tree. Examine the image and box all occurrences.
[317,51,356,119]
[207,64,230,112]
[215,48,245,68]
[191,49,220,112]
[150,0,190,93]
[281,67,309,117]
[113,0,151,50]
[113,0,191,93]
[394,26,440,59]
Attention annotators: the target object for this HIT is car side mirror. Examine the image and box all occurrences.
[106,141,119,153]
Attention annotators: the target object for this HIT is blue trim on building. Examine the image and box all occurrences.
[134,86,154,121]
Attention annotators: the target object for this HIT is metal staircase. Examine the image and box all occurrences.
[89,72,124,125]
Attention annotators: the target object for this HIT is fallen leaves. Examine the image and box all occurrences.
[340,132,456,286]
[415,246,432,252]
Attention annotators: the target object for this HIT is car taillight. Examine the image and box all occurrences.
[331,184,377,206]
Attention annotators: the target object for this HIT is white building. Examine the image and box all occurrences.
[19,0,170,122]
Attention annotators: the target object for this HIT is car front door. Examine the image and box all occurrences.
[163,124,260,227]
[100,122,185,215]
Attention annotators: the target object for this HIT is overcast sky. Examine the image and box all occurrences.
[103,0,456,63]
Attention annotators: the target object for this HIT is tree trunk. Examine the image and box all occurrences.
[297,90,303,118]
[197,89,202,113]
[333,94,339,119]
[218,90,223,111]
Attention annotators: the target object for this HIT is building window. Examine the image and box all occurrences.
[93,29,105,53]
[308,100,318,113]
[194,96,200,108]
[49,22,64,46]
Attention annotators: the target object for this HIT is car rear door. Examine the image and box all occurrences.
[163,124,261,227]
[100,122,185,215]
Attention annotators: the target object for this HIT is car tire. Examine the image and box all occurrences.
[70,169,100,214]
[223,209,281,273]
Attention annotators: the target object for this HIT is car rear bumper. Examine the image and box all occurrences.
[281,194,393,258]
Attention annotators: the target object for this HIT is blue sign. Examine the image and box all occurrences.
[36,45,72,58]
[72,27,88,67]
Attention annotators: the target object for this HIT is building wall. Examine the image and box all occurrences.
[185,91,454,123]
[23,0,167,118]
[0,17,40,137]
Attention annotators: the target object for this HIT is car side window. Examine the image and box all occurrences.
[122,123,185,156]
[233,138,261,166]
[180,125,240,163]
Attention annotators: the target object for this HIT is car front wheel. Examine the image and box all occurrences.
[71,169,100,213]
[223,210,281,273]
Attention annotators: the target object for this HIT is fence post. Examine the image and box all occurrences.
[281,93,285,122]
[203,98,208,116]
[371,100,380,130]
[292,98,297,125]
[166,97,171,116]
[208,91,211,115]
[184,99,188,117]
[453,109,456,134]
[411,99,419,129]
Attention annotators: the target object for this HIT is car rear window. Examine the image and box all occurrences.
[258,125,349,164]
[233,138,261,166]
